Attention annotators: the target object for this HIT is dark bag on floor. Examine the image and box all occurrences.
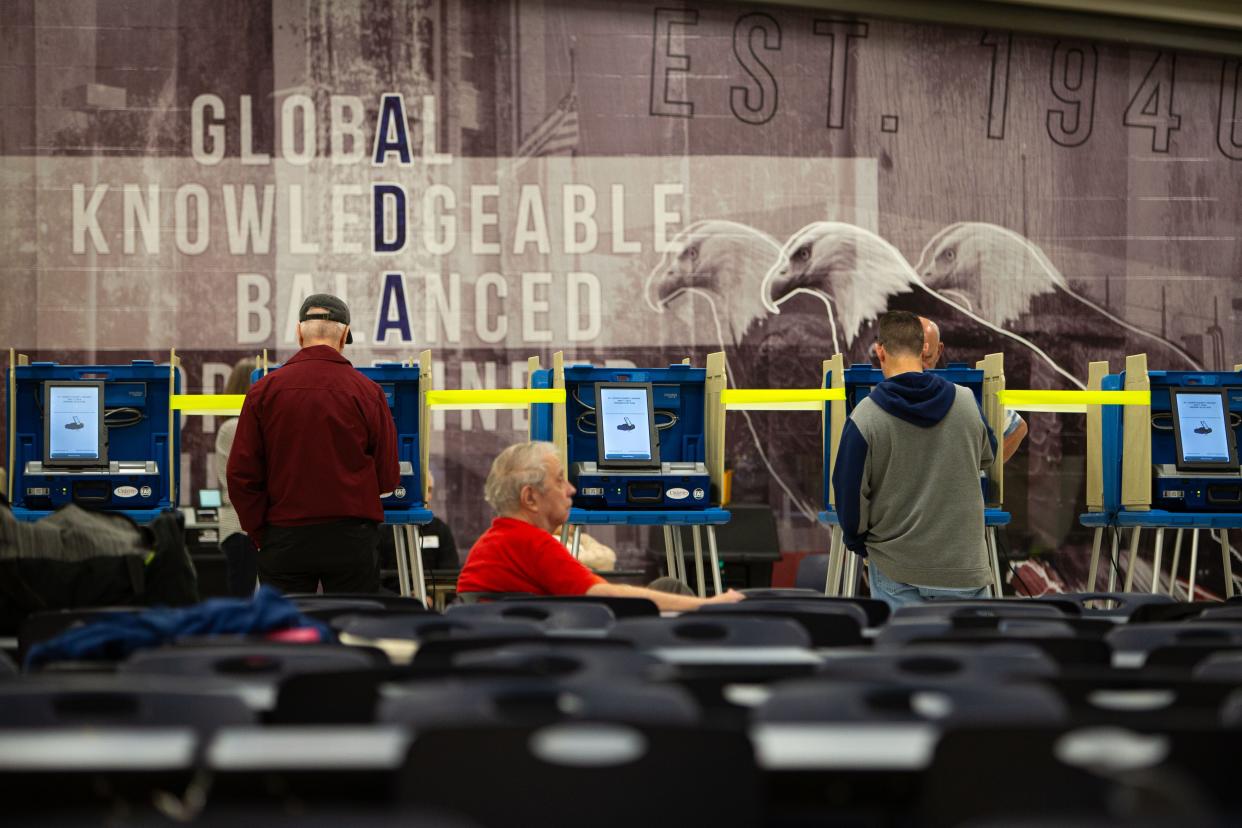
[0,503,199,633]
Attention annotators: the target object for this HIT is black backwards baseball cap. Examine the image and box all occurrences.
[299,293,353,344]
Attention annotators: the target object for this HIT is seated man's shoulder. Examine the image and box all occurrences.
[480,518,556,551]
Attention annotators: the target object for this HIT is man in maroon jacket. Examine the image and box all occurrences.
[227,294,400,593]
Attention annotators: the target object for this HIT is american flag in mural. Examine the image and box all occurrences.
[515,86,579,160]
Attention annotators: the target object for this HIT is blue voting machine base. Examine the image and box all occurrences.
[1081,370,1242,598]
[8,360,180,526]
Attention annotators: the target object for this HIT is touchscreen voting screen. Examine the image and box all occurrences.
[1170,388,1237,471]
[596,382,661,468]
[44,381,106,466]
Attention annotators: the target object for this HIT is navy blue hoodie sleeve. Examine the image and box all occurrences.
[832,418,870,557]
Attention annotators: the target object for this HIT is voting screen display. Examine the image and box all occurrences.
[1171,388,1237,471]
[596,383,660,467]
[45,382,106,465]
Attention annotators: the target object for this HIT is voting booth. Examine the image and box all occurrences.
[1150,375,1242,512]
[6,353,180,523]
[564,362,713,511]
[530,352,730,595]
[254,353,434,600]
[1083,356,1242,599]
[820,354,1010,597]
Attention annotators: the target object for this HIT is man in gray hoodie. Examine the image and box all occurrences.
[832,310,997,609]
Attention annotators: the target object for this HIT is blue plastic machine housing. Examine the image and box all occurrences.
[564,363,712,510]
[252,362,424,510]
[8,360,180,519]
[529,366,555,443]
[1146,371,1242,512]
[824,363,989,511]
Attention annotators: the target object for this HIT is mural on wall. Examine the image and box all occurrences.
[3,0,1241,592]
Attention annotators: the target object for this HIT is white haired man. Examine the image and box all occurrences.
[228,294,399,593]
[457,441,744,611]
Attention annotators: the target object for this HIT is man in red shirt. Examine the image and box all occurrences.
[227,294,400,593]
[458,441,744,611]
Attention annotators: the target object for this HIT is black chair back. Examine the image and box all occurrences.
[119,642,387,682]
[1042,592,1174,620]
[755,679,1066,725]
[743,589,892,626]
[878,619,1113,667]
[446,600,616,631]
[1193,650,1242,681]
[821,643,1058,683]
[922,726,1238,826]
[893,600,1069,622]
[400,723,760,828]
[333,614,540,642]
[412,635,634,670]
[501,594,659,618]
[793,555,830,592]
[697,600,866,646]
[610,616,812,649]
[449,642,663,681]
[287,593,431,611]
[1038,674,1239,728]
[0,674,256,729]
[379,678,700,727]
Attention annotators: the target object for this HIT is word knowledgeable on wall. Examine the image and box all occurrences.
[71,175,683,259]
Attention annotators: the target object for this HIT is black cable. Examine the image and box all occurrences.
[574,409,679,435]
[654,410,678,431]
[1104,525,1126,589]
[571,385,594,411]
[575,411,597,434]
[104,407,144,428]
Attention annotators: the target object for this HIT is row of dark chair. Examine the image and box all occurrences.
[3,589,1242,826]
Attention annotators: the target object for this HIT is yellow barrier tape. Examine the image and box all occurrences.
[426,389,565,410]
[999,390,1149,413]
[170,394,245,415]
[722,388,844,411]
